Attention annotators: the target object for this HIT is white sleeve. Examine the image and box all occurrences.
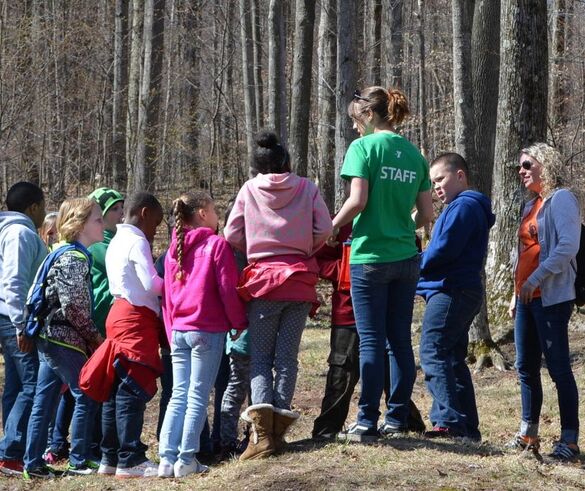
[129,239,164,296]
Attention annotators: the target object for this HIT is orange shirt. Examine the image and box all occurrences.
[515,197,544,296]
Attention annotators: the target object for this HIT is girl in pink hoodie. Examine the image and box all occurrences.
[224,131,332,460]
[158,191,247,478]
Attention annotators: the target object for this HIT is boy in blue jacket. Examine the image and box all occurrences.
[416,153,495,441]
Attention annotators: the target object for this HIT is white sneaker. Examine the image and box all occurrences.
[115,460,158,479]
[173,458,208,478]
[158,458,174,478]
[97,463,116,475]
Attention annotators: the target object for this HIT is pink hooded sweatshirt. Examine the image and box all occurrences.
[162,227,247,342]
[224,172,332,260]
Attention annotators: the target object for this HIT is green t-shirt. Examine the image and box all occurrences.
[340,131,430,264]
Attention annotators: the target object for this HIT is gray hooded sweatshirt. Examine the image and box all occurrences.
[0,212,47,331]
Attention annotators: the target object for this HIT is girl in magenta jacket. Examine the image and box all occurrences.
[158,191,247,478]
[224,131,332,460]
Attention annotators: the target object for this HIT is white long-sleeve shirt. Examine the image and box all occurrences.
[105,224,163,314]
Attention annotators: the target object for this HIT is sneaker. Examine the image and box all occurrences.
[158,458,174,478]
[379,422,408,438]
[23,465,62,480]
[97,462,117,475]
[174,458,208,478]
[0,459,24,476]
[115,459,158,479]
[505,433,540,452]
[66,460,99,476]
[43,446,69,464]
[548,441,580,462]
[337,422,379,443]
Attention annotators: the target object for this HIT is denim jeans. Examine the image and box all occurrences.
[0,315,39,460]
[48,389,75,452]
[220,352,251,446]
[514,297,579,444]
[248,300,312,409]
[156,350,173,440]
[159,330,225,465]
[24,338,97,469]
[101,377,148,469]
[350,256,420,429]
[419,289,482,439]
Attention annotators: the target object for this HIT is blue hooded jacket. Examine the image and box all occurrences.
[416,190,496,300]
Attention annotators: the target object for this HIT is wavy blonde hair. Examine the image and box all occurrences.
[57,198,97,243]
[520,142,567,197]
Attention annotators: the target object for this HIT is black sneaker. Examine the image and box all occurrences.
[23,465,62,480]
[66,460,99,475]
[548,441,580,462]
[379,422,408,438]
[337,423,379,443]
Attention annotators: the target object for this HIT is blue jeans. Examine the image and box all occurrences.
[156,350,173,440]
[24,338,97,469]
[350,257,420,429]
[159,330,225,464]
[514,297,579,444]
[48,389,75,452]
[101,377,148,469]
[0,315,39,460]
[419,289,482,439]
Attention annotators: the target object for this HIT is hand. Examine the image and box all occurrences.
[519,282,537,304]
[230,330,242,342]
[326,227,340,247]
[508,295,517,319]
[17,334,35,353]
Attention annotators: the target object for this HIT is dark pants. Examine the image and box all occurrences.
[419,289,482,439]
[101,377,148,469]
[514,297,579,444]
[312,326,360,438]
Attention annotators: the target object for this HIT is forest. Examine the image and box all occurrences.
[1,0,585,364]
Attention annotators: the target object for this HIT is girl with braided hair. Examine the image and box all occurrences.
[158,191,247,478]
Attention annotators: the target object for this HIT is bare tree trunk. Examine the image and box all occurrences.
[317,0,336,211]
[240,0,257,163]
[113,0,128,190]
[289,0,316,177]
[251,0,264,129]
[335,0,358,209]
[267,0,287,144]
[487,0,548,332]
[365,0,381,85]
[416,0,427,156]
[383,0,403,88]
[126,0,143,191]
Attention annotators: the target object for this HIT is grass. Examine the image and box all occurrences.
[2,302,585,490]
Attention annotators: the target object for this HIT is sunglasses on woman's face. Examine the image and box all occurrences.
[516,160,533,171]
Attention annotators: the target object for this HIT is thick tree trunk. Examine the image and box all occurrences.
[267,0,287,144]
[383,0,403,88]
[335,0,357,210]
[239,0,257,163]
[364,0,381,86]
[417,0,427,156]
[289,0,316,177]
[317,0,336,211]
[487,0,548,332]
[251,0,264,129]
[112,0,128,191]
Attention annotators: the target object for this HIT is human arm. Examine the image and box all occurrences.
[223,187,247,253]
[328,178,369,246]
[129,239,164,296]
[413,190,434,229]
[311,186,333,254]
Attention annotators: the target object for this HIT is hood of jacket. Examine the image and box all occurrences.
[169,226,216,259]
[248,172,305,210]
[0,212,37,237]
[455,190,496,228]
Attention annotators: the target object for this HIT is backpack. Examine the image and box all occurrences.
[575,224,585,307]
[23,242,91,339]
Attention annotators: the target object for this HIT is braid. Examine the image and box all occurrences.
[173,199,186,281]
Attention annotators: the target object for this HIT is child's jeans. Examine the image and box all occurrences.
[159,330,225,464]
[220,352,251,447]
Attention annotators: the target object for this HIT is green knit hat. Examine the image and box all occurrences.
[89,187,124,215]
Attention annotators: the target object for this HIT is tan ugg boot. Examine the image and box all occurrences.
[273,407,300,453]
[239,404,276,461]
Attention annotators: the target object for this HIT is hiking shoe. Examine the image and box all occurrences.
[379,422,408,438]
[337,423,379,443]
[66,460,99,475]
[23,465,61,480]
[0,459,24,476]
[157,458,174,478]
[174,458,208,478]
[505,433,540,452]
[115,459,158,479]
[97,462,116,475]
[548,441,580,462]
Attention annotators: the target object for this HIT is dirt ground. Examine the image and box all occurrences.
[2,299,585,490]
